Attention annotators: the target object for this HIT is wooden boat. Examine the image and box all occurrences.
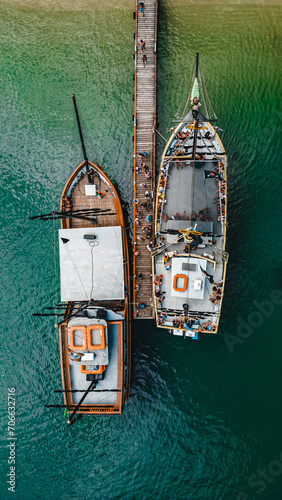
[153,54,228,338]
[33,96,131,422]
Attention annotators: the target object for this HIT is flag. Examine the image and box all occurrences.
[204,170,223,181]
[200,265,214,283]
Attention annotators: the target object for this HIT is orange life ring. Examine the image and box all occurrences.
[68,326,87,351]
[173,274,188,292]
[87,325,106,351]
[80,365,105,375]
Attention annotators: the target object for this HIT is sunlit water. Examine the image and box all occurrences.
[0,1,281,499]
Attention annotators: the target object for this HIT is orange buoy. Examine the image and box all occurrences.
[173,274,188,292]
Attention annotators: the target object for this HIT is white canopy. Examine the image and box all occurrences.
[59,226,124,301]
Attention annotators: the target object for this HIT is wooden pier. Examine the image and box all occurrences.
[133,0,158,319]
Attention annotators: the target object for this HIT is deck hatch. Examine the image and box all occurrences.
[182,263,197,272]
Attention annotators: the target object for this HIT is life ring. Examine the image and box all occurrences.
[173,274,188,292]
[87,325,106,351]
[80,365,105,375]
[68,326,87,351]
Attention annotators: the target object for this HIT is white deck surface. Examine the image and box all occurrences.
[59,226,124,301]
[171,257,206,299]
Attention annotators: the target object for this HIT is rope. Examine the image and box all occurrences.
[88,241,99,299]
[199,68,217,121]
[63,241,88,299]
[154,127,168,142]
[174,60,195,120]
[152,233,184,256]
[198,69,209,119]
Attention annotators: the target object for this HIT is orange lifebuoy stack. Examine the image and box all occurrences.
[87,325,105,350]
[173,274,188,292]
[68,324,107,375]
[68,326,88,351]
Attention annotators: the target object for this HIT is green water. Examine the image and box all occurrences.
[0,1,282,499]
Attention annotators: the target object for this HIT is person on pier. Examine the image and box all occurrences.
[138,2,145,16]
[142,54,148,67]
[139,40,146,52]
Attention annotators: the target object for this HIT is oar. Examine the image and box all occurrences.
[29,211,59,220]
[54,389,121,393]
[33,313,65,317]
[66,379,96,425]
[37,215,97,223]
[30,211,116,222]
[55,299,94,327]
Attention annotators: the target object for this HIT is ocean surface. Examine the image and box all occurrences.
[0,1,282,499]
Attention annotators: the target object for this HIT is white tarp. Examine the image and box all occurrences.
[59,226,124,301]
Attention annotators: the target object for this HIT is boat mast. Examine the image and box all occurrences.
[72,94,92,184]
[195,52,199,78]
[190,53,199,220]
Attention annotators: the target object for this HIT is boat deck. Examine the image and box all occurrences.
[66,320,123,408]
[63,167,120,228]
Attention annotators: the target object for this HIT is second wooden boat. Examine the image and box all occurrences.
[153,54,228,338]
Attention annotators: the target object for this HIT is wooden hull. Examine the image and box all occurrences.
[58,161,131,414]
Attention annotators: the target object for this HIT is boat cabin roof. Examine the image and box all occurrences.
[59,226,124,302]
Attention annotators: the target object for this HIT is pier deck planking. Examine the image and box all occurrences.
[133,0,158,319]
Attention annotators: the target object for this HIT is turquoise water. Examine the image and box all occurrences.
[0,1,282,499]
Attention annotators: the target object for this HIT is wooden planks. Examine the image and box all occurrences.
[133,0,158,319]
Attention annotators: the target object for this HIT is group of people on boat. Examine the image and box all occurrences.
[154,274,166,308]
[154,274,163,287]
[157,310,217,332]
[176,129,190,141]
[195,153,205,162]
[163,251,177,271]
[183,240,198,252]
[198,207,211,221]
[156,163,169,219]
[171,316,216,333]
[209,281,223,306]
[212,162,226,222]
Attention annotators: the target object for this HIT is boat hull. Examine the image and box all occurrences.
[58,161,131,414]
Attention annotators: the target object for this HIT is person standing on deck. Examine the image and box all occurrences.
[191,97,201,119]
